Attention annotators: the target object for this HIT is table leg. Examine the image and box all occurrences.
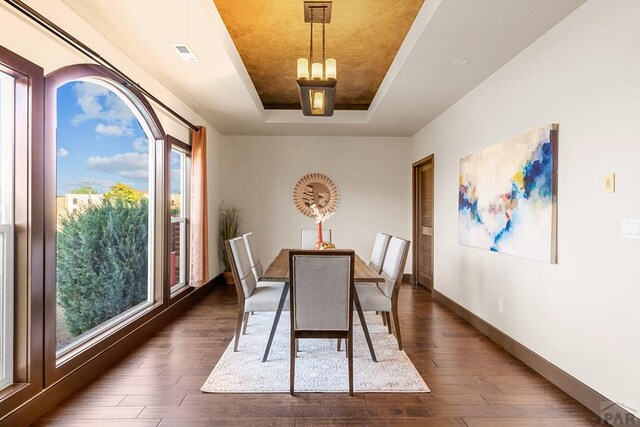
[353,286,377,363]
[262,282,289,363]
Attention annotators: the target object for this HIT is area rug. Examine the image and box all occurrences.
[201,311,430,393]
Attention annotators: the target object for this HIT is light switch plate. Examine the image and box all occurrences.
[623,219,640,239]
[604,173,615,193]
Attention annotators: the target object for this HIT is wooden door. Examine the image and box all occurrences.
[414,157,434,290]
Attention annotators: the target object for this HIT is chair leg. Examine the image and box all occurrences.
[384,312,392,334]
[381,312,387,326]
[391,305,403,350]
[233,310,243,352]
[336,338,342,351]
[242,312,250,335]
[290,332,296,395]
[348,333,353,396]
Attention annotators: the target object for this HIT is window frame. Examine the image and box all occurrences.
[43,64,167,386]
[166,135,192,300]
[0,45,45,413]
[0,67,16,391]
[0,226,14,391]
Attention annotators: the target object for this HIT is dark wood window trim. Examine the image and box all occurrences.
[0,45,45,416]
[0,54,214,424]
[43,63,169,386]
[168,134,192,154]
[166,135,192,303]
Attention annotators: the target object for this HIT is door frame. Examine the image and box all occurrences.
[412,154,434,291]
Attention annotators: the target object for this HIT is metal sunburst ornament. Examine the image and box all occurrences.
[293,173,339,218]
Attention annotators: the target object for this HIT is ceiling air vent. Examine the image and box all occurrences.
[171,44,199,62]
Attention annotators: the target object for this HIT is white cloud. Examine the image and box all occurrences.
[95,123,134,137]
[70,82,109,125]
[132,137,148,152]
[87,152,149,180]
[71,82,134,123]
[57,147,69,158]
[70,81,136,137]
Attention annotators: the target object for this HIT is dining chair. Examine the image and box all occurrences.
[226,237,288,351]
[289,250,354,396]
[369,232,391,274]
[243,232,284,287]
[364,233,391,324]
[300,228,332,249]
[355,236,410,350]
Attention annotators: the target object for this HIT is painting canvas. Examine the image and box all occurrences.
[458,124,558,263]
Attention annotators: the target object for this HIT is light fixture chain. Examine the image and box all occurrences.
[322,7,326,79]
[309,9,314,66]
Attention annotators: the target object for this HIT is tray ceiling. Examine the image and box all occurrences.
[57,0,587,135]
[213,0,424,111]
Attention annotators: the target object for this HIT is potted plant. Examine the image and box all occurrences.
[219,203,242,285]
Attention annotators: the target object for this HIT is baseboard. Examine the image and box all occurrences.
[1,275,222,427]
[404,273,434,292]
[432,289,638,426]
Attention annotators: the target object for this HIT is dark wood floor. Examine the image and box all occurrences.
[33,283,602,426]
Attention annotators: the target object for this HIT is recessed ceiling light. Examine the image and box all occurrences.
[452,58,470,66]
[171,44,199,62]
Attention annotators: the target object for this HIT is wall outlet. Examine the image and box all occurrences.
[498,299,504,314]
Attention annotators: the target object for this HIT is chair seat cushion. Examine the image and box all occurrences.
[355,283,391,312]
[245,283,290,312]
[257,280,285,287]
[357,281,379,288]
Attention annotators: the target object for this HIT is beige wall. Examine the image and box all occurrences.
[0,0,223,278]
[411,0,640,410]
[221,135,413,269]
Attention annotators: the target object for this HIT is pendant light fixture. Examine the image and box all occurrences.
[296,1,336,117]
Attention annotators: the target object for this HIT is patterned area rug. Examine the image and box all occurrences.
[201,311,430,393]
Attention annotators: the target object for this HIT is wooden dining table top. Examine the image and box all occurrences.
[261,249,385,283]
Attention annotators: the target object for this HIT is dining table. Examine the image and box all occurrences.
[259,248,385,363]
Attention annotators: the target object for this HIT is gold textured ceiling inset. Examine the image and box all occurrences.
[213,0,424,111]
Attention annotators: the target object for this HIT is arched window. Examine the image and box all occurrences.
[44,64,166,381]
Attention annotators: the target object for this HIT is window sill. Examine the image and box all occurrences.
[0,382,29,402]
[55,300,163,367]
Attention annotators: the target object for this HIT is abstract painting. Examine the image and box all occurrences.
[458,124,558,263]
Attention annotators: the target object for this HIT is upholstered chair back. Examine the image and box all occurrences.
[227,236,257,298]
[379,237,410,299]
[242,232,264,279]
[369,233,391,274]
[300,228,332,249]
[291,251,353,331]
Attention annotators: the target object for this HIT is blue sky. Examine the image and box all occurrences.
[56,81,148,194]
[56,81,180,195]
